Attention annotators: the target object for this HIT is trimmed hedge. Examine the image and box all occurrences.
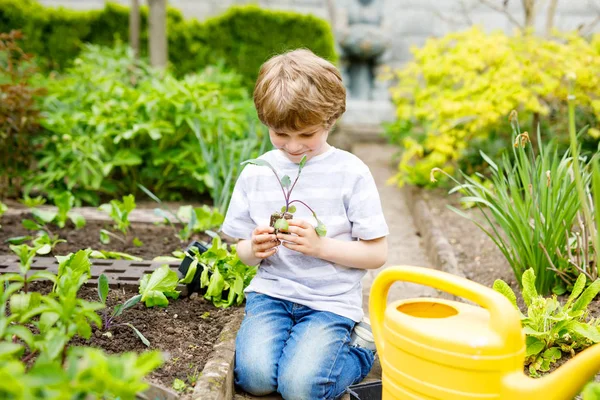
[0,0,336,87]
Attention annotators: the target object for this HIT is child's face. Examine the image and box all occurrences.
[269,125,330,163]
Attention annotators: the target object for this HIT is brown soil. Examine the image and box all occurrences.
[1,214,242,392]
[421,187,600,393]
[0,214,215,259]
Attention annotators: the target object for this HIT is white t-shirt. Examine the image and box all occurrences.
[222,146,389,321]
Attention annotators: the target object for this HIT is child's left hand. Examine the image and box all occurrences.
[276,219,323,258]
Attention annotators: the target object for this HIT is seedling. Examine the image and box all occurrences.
[98,194,143,246]
[5,244,56,292]
[241,155,327,236]
[97,274,149,346]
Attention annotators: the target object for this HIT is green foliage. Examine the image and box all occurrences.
[436,111,593,294]
[494,269,600,376]
[241,155,327,236]
[0,249,162,399]
[386,27,600,186]
[138,265,180,307]
[0,201,6,228]
[99,194,136,236]
[0,30,44,196]
[583,382,600,400]
[0,1,336,88]
[27,43,266,205]
[194,237,257,308]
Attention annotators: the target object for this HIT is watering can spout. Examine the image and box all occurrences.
[503,343,600,400]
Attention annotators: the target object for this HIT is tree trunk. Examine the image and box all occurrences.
[545,0,559,37]
[148,0,168,68]
[522,0,536,29]
[129,0,140,58]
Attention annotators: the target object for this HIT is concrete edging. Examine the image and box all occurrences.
[192,308,244,400]
[402,185,466,299]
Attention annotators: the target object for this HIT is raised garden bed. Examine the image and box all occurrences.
[0,211,243,397]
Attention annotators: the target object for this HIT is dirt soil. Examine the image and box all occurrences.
[1,214,242,392]
[421,187,600,391]
[0,214,215,259]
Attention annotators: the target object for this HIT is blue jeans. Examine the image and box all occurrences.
[234,292,375,400]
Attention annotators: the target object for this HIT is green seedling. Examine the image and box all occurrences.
[97,274,149,346]
[139,184,224,242]
[138,264,181,307]
[241,155,326,236]
[98,194,142,246]
[5,244,56,292]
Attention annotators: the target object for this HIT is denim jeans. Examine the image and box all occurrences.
[234,292,375,400]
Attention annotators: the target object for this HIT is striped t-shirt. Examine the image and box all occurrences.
[222,146,389,321]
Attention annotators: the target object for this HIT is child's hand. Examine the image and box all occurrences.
[277,219,322,258]
[251,226,280,259]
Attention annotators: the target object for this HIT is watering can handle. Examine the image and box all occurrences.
[369,266,522,353]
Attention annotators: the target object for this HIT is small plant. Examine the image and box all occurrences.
[192,236,257,308]
[97,274,149,346]
[241,155,327,236]
[5,244,56,292]
[19,194,46,208]
[493,268,600,376]
[138,184,224,242]
[138,264,181,307]
[98,194,142,246]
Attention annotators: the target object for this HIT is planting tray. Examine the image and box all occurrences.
[0,255,180,288]
[346,380,382,400]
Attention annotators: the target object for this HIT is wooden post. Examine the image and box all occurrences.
[148,0,168,68]
[129,0,140,58]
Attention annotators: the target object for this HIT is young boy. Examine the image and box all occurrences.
[222,49,389,400]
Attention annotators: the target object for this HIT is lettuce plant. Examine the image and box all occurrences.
[494,268,600,375]
[241,155,327,236]
[138,264,180,307]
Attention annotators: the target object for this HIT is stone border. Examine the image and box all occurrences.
[192,308,244,400]
[402,185,465,301]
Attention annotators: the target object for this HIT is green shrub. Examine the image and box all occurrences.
[385,27,600,187]
[0,1,336,88]
[27,43,269,206]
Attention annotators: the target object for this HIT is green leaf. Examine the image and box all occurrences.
[32,209,57,224]
[572,279,600,312]
[492,279,518,309]
[179,260,198,285]
[6,325,34,349]
[521,269,538,307]
[205,268,225,299]
[5,236,32,245]
[69,213,86,229]
[566,273,587,308]
[10,293,31,316]
[0,343,23,359]
[125,323,150,346]
[569,321,600,343]
[132,237,143,247]
[22,219,42,230]
[281,175,291,188]
[139,265,180,307]
[479,150,498,172]
[240,158,275,169]
[98,274,109,304]
[99,229,111,244]
[288,205,296,213]
[173,378,187,392]
[28,271,56,283]
[315,220,327,237]
[274,218,289,231]
[36,244,52,255]
[39,312,60,333]
[299,155,307,171]
[525,336,545,357]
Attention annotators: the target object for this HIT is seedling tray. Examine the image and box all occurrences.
[347,380,382,400]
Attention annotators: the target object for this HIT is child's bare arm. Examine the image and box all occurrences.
[237,226,280,266]
[277,219,388,270]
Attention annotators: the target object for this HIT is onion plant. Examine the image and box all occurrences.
[432,110,594,295]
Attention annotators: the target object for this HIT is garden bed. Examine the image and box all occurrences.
[420,187,600,390]
[0,212,242,395]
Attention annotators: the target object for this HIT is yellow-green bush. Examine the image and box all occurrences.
[0,1,336,87]
[385,27,600,186]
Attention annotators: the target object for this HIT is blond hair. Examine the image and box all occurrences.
[253,49,346,132]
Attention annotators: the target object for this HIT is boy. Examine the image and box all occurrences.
[222,49,389,400]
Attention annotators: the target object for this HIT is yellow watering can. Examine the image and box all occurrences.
[370,266,600,400]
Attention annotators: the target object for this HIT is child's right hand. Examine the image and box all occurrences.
[251,226,280,259]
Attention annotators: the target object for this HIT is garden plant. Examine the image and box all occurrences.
[241,155,327,236]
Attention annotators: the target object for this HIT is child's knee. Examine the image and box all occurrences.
[234,351,277,396]
[278,363,334,400]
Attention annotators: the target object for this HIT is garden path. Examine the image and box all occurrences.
[235,143,438,400]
